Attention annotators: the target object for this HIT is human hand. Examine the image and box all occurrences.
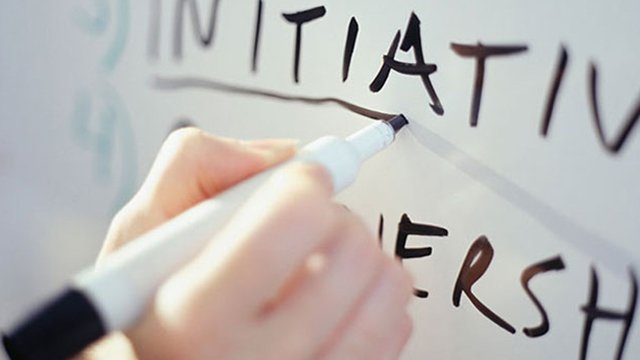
[80,128,414,360]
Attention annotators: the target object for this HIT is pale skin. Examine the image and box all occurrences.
[77,127,414,360]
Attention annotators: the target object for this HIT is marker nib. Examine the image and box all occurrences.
[386,114,409,133]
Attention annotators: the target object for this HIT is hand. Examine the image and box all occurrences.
[79,128,414,360]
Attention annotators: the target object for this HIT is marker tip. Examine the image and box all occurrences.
[386,114,409,133]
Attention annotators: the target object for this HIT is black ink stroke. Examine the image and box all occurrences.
[173,0,221,59]
[371,31,401,90]
[153,75,395,120]
[540,45,569,136]
[396,214,448,259]
[452,236,516,334]
[251,0,264,73]
[399,13,442,115]
[450,42,528,127]
[588,63,640,154]
[579,267,638,360]
[520,256,566,337]
[371,13,443,115]
[378,214,384,246]
[282,6,327,83]
[413,288,429,299]
[395,214,448,299]
[342,17,359,82]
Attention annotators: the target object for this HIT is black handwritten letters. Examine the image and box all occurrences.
[397,226,637,358]
[342,17,359,82]
[149,2,640,357]
[540,47,640,154]
[450,43,528,127]
[579,268,638,360]
[282,6,327,83]
[149,1,640,155]
[394,214,448,298]
[540,46,569,137]
[453,236,517,334]
[378,216,638,358]
[251,0,263,73]
[520,256,566,337]
[370,13,443,116]
[588,65,640,154]
[173,0,221,59]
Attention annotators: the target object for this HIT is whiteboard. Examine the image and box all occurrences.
[1,1,639,358]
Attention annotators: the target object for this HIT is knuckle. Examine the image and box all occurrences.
[103,202,140,248]
[162,127,212,161]
[166,126,204,149]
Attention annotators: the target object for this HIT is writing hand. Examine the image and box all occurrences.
[79,128,413,359]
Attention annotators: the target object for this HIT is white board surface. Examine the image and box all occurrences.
[1,1,639,358]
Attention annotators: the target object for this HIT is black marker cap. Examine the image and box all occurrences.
[387,114,409,133]
[2,288,106,360]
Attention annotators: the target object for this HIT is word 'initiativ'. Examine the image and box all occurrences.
[379,213,637,360]
[149,1,640,155]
